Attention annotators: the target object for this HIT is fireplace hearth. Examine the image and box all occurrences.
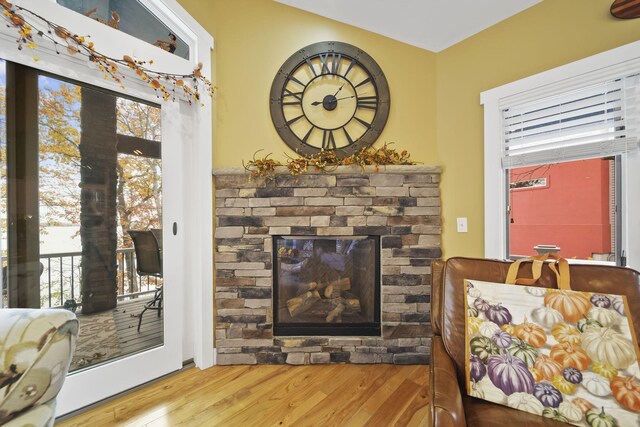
[273,236,381,336]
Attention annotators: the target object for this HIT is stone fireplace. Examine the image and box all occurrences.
[213,165,440,365]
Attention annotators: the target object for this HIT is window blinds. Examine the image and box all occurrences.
[501,73,640,169]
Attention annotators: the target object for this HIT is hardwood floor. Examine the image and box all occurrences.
[57,364,429,426]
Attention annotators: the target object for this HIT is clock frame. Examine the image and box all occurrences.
[269,41,390,158]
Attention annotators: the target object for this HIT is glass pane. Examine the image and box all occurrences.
[117,98,161,142]
[509,158,615,262]
[3,64,164,372]
[115,99,162,301]
[273,236,380,336]
[38,77,82,309]
[57,0,189,59]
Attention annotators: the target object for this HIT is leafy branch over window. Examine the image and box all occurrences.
[1,1,213,105]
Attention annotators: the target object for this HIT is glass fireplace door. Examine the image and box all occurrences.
[273,235,381,336]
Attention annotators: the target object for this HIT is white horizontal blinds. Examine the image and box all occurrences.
[625,73,640,138]
[501,73,640,169]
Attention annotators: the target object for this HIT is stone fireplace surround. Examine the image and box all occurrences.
[213,165,441,365]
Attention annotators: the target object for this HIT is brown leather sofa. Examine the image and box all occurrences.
[428,257,640,426]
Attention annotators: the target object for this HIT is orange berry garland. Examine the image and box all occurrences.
[0,2,213,105]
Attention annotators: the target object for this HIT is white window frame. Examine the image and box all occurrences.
[481,40,640,269]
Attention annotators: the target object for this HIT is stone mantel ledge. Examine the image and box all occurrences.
[212,164,441,176]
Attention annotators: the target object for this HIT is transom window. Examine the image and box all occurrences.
[57,0,190,59]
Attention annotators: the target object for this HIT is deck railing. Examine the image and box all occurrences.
[2,249,162,309]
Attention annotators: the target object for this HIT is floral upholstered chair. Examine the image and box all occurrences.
[0,309,79,427]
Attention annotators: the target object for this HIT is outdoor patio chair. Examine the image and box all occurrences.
[150,228,163,253]
[128,230,163,331]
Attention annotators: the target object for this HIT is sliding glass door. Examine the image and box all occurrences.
[1,59,183,414]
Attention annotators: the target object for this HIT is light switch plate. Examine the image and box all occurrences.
[457,217,468,233]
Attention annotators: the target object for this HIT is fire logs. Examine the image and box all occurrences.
[286,290,321,317]
[285,277,361,322]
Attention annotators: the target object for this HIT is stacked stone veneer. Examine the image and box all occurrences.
[213,165,441,365]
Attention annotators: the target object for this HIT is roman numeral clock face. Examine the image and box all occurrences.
[270,41,390,158]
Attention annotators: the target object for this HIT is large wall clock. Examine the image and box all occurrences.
[269,41,390,158]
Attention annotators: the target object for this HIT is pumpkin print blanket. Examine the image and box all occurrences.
[465,279,640,426]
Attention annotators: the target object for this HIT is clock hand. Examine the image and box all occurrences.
[311,86,346,106]
[311,94,359,106]
[335,95,357,101]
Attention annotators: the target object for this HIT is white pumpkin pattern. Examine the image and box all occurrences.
[507,392,544,415]
[479,321,501,338]
[628,364,640,381]
[586,307,620,328]
[468,287,482,298]
[471,379,507,404]
[557,401,583,422]
[581,372,611,397]
[531,306,564,328]
[581,327,636,369]
[525,287,547,297]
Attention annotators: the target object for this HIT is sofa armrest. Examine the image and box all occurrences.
[0,309,78,426]
[430,260,444,336]
[430,336,466,427]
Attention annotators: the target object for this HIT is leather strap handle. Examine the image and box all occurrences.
[548,256,571,290]
[506,254,571,290]
[506,258,543,285]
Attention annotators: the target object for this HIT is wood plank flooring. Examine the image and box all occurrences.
[57,364,429,427]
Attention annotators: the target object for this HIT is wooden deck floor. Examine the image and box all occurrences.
[70,296,163,371]
[57,364,429,427]
[113,297,164,355]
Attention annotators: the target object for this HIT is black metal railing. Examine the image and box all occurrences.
[1,249,162,309]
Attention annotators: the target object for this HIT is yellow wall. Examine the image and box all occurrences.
[436,0,640,258]
[178,0,437,166]
[180,0,639,259]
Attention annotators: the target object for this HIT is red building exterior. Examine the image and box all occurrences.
[509,159,612,260]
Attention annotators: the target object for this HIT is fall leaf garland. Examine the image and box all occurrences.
[0,1,213,105]
[243,144,417,179]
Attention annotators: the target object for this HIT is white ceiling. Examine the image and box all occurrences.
[274,0,543,52]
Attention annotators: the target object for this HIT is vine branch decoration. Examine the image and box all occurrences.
[1,1,214,105]
[243,144,416,179]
